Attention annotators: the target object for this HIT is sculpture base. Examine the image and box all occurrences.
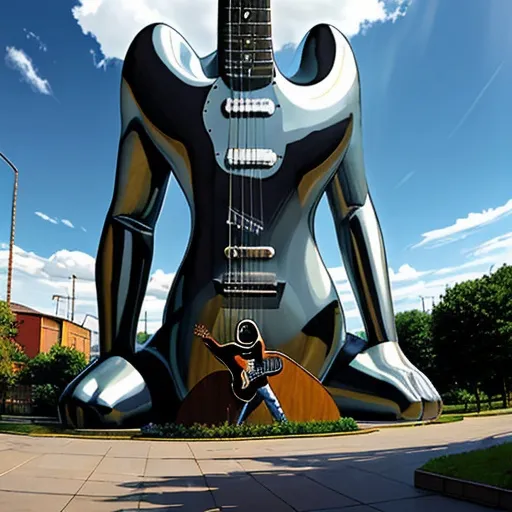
[177,352,340,426]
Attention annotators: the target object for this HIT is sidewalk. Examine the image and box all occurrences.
[0,415,510,511]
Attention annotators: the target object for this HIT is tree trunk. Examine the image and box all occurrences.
[475,386,481,413]
[503,379,509,409]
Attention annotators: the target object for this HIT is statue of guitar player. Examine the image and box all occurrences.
[59,0,442,428]
[194,321,287,424]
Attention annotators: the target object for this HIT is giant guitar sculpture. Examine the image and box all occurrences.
[60,0,442,428]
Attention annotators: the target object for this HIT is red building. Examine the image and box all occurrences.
[11,303,91,361]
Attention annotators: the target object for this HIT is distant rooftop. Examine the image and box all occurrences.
[9,303,91,333]
[10,302,42,315]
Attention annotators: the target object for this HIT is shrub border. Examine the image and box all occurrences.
[0,426,379,442]
[415,469,512,511]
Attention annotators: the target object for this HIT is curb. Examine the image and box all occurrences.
[415,469,512,511]
[136,428,379,442]
[0,427,379,442]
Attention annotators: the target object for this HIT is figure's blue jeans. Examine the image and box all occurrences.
[237,384,287,424]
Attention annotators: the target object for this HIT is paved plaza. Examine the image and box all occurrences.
[0,416,510,511]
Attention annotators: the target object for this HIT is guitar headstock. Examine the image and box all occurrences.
[194,324,212,339]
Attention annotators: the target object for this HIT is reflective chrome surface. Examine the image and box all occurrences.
[59,13,442,427]
[60,356,152,428]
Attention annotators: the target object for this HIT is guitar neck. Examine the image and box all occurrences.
[217,0,275,90]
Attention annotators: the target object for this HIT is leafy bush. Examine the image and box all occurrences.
[31,384,61,416]
[0,301,27,400]
[141,418,358,439]
[20,345,88,416]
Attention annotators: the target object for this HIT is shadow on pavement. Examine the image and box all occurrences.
[98,430,511,511]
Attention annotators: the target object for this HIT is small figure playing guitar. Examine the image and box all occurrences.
[193,320,287,424]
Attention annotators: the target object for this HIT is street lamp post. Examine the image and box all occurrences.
[0,152,19,306]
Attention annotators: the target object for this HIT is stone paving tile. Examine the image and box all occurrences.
[63,495,140,512]
[137,476,216,511]
[0,474,84,495]
[145,458,202,478]
[306,465,427,504]
[78,479,143,498]
[54,440,112,456]
[0,450,39,475]
[106,441,150,459]
[147,441,194,459]
[14,453,102,480]
[198,458,294,511]
[208,473,294,511]
[237,456,319,473]
[372,494,495,512]
[0,490,72,512]
[252,472,359,511]
[92,456,146,478]
[311,507,381,512]
[359,461,424,487]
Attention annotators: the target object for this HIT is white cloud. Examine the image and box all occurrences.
[4,47,52,95]
[34,212,83,230]
[71,0,411,64]
[413,198,512,248]
[2,229,511,342]
[469,231,512,257]
[23,29,48,52]
[35,211,58,224]
[448,61,505,139]
[395,171,415,189]
[61,219,75,229]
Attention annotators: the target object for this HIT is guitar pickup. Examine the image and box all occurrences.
[224,246,275,260]
[222,98,276,117]
[226,148,278,168]
[213,272,285,309]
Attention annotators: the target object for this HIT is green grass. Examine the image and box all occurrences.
[442,401,510,415]
[141,418,359,439]
[421,442,512,490]
[0,422,65,435]
[432,415,464,424]
[0,422,137,438]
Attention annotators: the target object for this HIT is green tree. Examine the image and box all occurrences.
[24,344,87,389]
[136,332,151,344]
[0,300,18,340]
[483,264,512,407]
[354,330,367,341]
[21,344,88,415]
[0,301,27,410]
[431,277,501,412]
[395,309,435,376]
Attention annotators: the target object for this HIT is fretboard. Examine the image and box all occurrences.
[217,0,274,90]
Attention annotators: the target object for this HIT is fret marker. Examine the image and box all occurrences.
[245,39,251,45]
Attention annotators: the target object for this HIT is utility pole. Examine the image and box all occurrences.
[420,295,435,312]
[69,274,77,322]
[144,311,148,335]
[52,294,70,317]
[0,151,19,306]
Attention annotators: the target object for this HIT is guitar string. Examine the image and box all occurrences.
[227,0,234,342]
[259,0,267,335]
[239,0,246,329]
[249,0,255,329]
[252,0,260,325]
[254,0,261,333]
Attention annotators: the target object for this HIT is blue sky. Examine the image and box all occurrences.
[0,0,511,339]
